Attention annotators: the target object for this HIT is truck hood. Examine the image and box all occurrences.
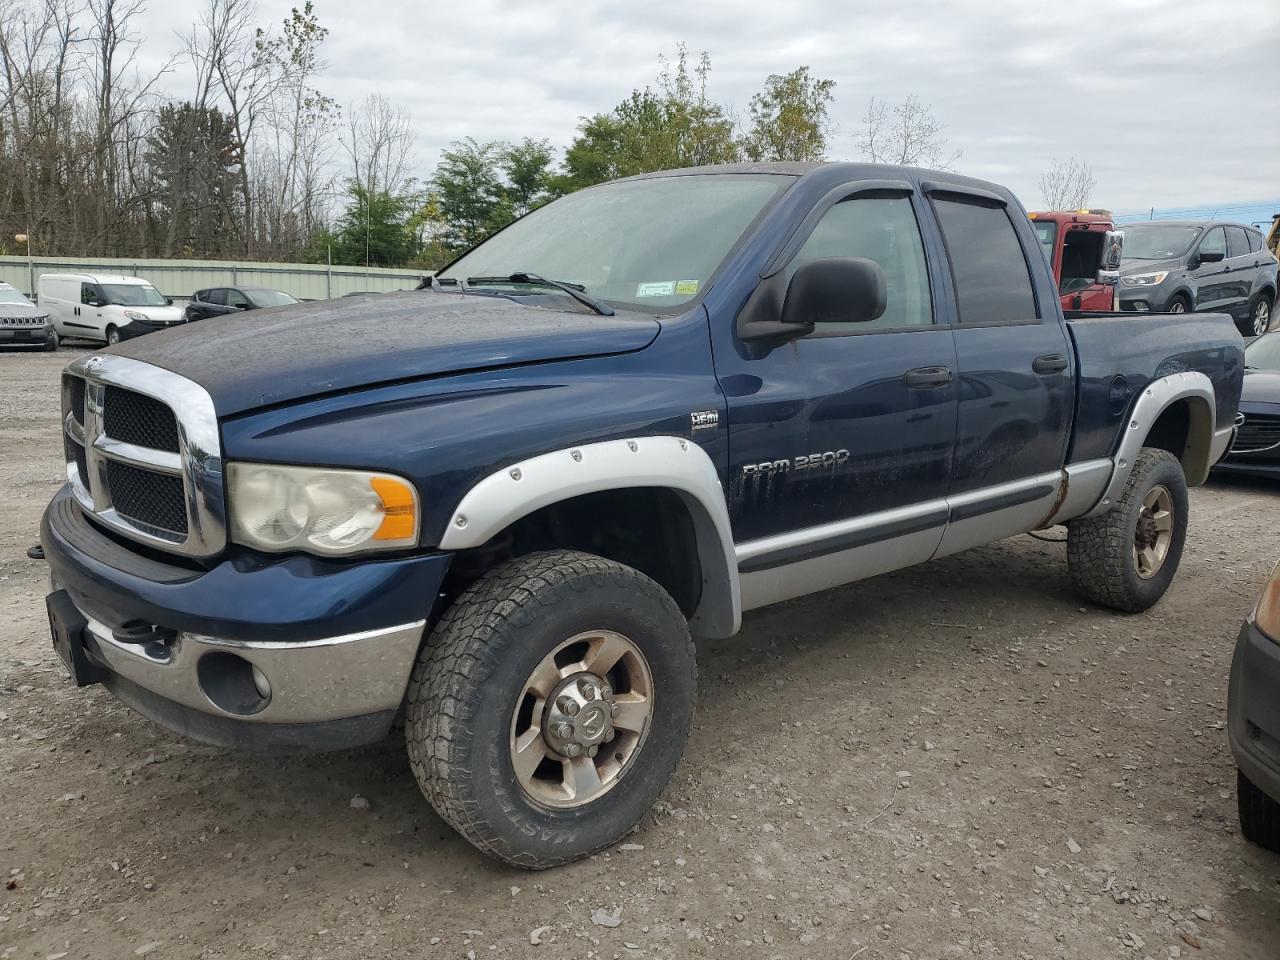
[1241,371,1280,405]
[107,291,661,415]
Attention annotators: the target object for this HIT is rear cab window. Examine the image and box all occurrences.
[932,196,1039,324]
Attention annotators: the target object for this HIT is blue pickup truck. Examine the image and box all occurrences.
[41,162,1243,868]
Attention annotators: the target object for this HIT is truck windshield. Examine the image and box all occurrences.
[1245,333,1280,371]
[101,283,167,306]
[437,174,789,310]
[1122,224,1201,260]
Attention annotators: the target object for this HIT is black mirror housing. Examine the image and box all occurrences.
[1198,249,1225,264]
[781,257,887,327]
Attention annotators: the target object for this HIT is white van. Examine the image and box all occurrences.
[38,273,185,345]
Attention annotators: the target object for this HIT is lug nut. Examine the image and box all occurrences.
[557,695,580,717]
[588,745,599,758]
[603,729,616,743]
[610,703,620,717]
[565,743,582,758]
[552,721,573,740]
[579,680,596,700]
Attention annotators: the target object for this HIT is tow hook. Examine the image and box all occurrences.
[26,543,44,561]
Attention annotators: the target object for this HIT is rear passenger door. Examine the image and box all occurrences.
[926,189,1073,557]
[1225,226,1256,320]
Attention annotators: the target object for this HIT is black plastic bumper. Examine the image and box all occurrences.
[1228,620,1280,804]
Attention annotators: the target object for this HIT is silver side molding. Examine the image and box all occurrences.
[440,437,741,638]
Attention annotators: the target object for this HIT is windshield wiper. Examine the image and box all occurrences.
[465,273,615,316]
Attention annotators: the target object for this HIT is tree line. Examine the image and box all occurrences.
[0,1,987,270]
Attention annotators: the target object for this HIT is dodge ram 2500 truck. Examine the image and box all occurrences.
[40,162,1244,869]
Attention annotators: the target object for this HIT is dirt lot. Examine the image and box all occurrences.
[2,347,1279,960]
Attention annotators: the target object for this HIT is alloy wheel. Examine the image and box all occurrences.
[1254,299,1272,336]
[509,630,654,809]
[1133,484,1174,579]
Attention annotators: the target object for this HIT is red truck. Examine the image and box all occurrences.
[1029,209,1124,312]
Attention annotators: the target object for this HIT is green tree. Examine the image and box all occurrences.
[144,103,240,258]
[742,66,835,162]
[501,137,554,216]
[557,45,739,193]
[328,180,420,266]
[431,137,506,250]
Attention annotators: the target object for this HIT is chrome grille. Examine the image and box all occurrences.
[1231,413,1280,455]
[61,355,225,558]
[0,314,46,327]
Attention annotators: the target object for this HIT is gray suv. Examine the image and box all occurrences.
[1118,220,1278,336]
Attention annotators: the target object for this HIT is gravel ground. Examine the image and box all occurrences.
[2,347,1279,960]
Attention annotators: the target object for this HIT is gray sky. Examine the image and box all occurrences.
[140,0,1280,211]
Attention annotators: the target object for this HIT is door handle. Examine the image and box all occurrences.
[1033,354,1068,375]
[904,366,953,389]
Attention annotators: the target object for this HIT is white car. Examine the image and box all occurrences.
[38,273,185,345]
[0,281,56,350]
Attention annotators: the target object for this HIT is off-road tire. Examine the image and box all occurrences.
[1238,768,1280,852]
[404,549,696,869]
[1067,447,1189,612]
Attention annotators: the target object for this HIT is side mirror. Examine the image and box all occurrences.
[165,296,174,306]
[739,258,887,342]
[1198,249,1225,264]
[1097,229,1124,285]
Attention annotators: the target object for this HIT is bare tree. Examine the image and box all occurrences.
[857,94,960,169]
[342,94,415,199]
[1039,156,1096,211]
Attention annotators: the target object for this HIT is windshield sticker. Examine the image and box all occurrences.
[675,279,699,295]
[636,281,676,297]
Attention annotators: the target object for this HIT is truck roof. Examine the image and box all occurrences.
[1029,210,1114,224]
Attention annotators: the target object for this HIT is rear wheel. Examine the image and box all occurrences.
[405,550,696,869]
[1067,447,1189,612]
[105,325,120,345]
[1238,768,1280,852]
[1249,292,1274,337]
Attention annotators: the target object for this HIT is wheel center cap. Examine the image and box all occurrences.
[543,673,617,758]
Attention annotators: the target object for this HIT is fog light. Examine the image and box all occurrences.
[197,651,271,715]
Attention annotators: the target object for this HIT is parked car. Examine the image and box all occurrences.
[0,280,56,350]
[1228,557,1280,853]
[1214,331,1280,478]
[1117,220,1278,336]
[185,287,299,321]
[39,273,185,345]
[1029,209,1123,312]
[41,162,1244,869]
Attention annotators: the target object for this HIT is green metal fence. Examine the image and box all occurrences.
[0,255,431,302]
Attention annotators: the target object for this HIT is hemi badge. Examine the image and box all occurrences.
[690,410,719,431]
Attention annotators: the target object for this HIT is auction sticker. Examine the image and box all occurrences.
[675,279,699,295]
[636,281,676,297]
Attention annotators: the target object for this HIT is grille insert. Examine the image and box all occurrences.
[67,376,85,425]
[1232,414,1280,455]
[103,386,180,452]
[105,460,188,536]
[64,435,88,486]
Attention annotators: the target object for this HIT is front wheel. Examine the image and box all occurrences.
[405,550,696,869]
[44,330,59,351]
[105,325,120,346]
[1238,768,1280,852]
[1067,447,1189,612]
[1167,294,1190,315]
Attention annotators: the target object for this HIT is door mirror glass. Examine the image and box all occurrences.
[1097,229,1124,284]
[1197,249,1225,264]
[781,257,887,327]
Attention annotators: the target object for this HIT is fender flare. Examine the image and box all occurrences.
[1083,371,1220,518]
[438,437,742,638]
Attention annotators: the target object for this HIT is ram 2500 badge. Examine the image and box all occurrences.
[40,162,1243,868]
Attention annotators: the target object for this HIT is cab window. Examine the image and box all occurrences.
[80,283,98,305]
[786,194,933,330]
[933,197,1039,324]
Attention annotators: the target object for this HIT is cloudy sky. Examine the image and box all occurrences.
[136,0,1279,212]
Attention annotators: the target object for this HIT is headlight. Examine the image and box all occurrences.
[124,310,150,322]
[1255,560,1280,643]
[227,463,419,556]
[1121,271,1169,287]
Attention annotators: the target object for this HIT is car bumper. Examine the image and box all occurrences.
[118,317,191,340]
[41,485,452,750]
[1117,286,1175,312]
[1228,620,1280,804]
[0,326,54,347]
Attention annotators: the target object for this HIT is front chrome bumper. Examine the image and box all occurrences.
[60,581,425,730]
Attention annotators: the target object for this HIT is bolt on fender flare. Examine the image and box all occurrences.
[1084,371,1222,518]
[439,437,742,638]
